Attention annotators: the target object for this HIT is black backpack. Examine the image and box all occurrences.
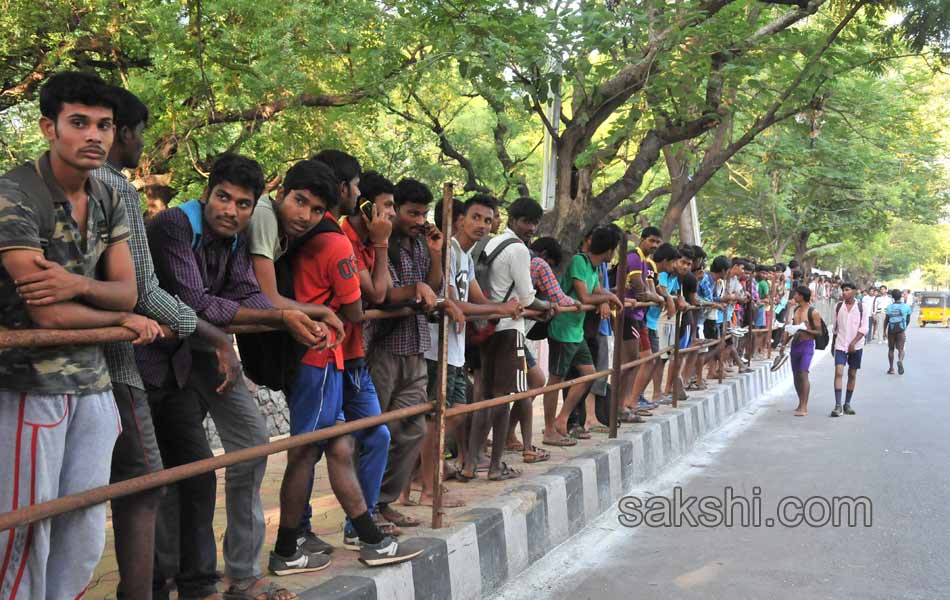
[809,307,830,350]
[235,216,341,391]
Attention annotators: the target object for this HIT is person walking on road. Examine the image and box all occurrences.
[784,286,823,417]
[885,289,912,375]
[832,282,867,417]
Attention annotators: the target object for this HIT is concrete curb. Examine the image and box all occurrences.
[300,361,791,600]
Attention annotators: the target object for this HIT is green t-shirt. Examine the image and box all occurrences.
[549,253,600,343]
[757,279,770,309]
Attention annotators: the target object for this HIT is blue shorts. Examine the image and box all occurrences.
[343,364,382,422]
[834,349,863,370]
[525,345,537,369]
[288,364,344,436]
[790,339,815,373]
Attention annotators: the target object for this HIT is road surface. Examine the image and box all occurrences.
[494,323,949,600]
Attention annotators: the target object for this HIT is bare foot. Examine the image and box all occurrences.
[418,492,466,508]
[793,410,807,417]
[228,577,296,600]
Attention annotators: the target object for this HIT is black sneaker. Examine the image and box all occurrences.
[898,361,905,375]
[297,531,334,555]
[843,404,855,415]
[268,548,331,576]
[358,536,424,567]
[830,406,842,417]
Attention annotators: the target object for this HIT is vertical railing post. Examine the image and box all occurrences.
[718,324,725,384]
[609,233,629,439]
[431,183,453,529]
[671,310,682,408]
[766,300,773,359]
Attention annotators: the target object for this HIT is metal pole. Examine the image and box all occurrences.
[718,325,725,383]
[609,234,629,439]
[431,183,453,529]
[671,311,682,408]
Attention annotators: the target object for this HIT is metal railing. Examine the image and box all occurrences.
[0,186,747,534]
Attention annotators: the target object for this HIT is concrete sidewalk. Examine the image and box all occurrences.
[86,359,789,599]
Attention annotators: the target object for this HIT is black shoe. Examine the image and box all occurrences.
[268,547,331,576]
[843,404,855,415]
[359,536,424,567]
[297,531,334,555]
[898,361,905,375]
[830,406,842,417]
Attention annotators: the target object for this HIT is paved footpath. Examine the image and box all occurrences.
[493,323,950,600]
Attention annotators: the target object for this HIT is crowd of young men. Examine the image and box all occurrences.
[0,70,910,599]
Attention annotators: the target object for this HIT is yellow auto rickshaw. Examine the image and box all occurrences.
[917,291,950,327]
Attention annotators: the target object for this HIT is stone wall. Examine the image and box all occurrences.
[204,379,291,449]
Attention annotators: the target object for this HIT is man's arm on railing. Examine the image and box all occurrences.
[14,241,138,311]
[3,249,158,342]
[251,255,346,339]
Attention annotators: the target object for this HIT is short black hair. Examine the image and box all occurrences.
[653,243,682,263]
[530,237,565,267]
[312,149,361,185]
[711,255,731,274]
[754,265,769,273]
[433,198,465,230]
[111,86,149,131]
[640,226,662,240]
[794,285,811,302]
[589,226,621,255]
[282,159,339,211]
[691,245,707,260]
[464,194,497,215]
[774,262,786,271]
[393,178,433,207]
[841,282,856,290]
[890,289,902,302]
[789,259,800,268]
[207,153,265,200]
[40,71,117,120]
[678,244,697,261]
[508,197,543,223]
[359,170,395,202]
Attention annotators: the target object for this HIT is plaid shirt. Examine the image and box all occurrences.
[530,256,574,306]
[379,235,432,356]
[135,205,271,387]
[93,164,197,390]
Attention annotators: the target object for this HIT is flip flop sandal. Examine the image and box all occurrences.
[770,353,789,372]
[569,426,592,440]
[488,462,522,481]
[588,424,610,434]
[620,412,645,423]
[224,578,293,600]
[455,469,477,483]
[505,440,525,452]
[542,435,577,447]
[522,446,551,463]
[634,408,653,417]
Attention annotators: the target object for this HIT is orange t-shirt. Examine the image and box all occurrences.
[293,214,361,369]
[339,218,376,363]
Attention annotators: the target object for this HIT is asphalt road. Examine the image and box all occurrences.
[494,322,950,600]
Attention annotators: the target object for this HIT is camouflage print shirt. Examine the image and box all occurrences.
[0,153,131,395]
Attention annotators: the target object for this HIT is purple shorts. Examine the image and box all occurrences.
[790,338,815,373]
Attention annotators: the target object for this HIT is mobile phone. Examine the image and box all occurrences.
[359,199,374,222]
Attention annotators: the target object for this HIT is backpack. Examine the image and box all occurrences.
[179,199,239,251]
[809,307,830,350]
[885,304,907,334]
[235,215,341,391]
[467,236,522,346]
[2,160,116,251]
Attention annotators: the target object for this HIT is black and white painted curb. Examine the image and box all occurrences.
[301,361,791,600]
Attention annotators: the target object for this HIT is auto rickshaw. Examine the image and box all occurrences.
[917,291,950,327]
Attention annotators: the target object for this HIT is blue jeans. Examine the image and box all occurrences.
[298,364,390,533]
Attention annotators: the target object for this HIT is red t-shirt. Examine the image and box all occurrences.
[339,217,376,362]
[293,214,361,369]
